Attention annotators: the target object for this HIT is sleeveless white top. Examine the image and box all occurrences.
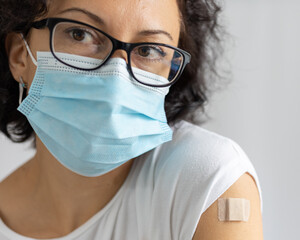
[0,120,263,240]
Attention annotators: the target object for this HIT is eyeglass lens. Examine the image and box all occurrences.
[52,21,184,86]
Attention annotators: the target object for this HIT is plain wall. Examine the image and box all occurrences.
[1,0,299,239]
[203,1,299,239]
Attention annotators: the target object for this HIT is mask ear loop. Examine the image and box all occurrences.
[20,33,38,66]
[19,77,27,105]
[19,33,37,105]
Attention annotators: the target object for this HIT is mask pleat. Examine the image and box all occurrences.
[33,97,168,138]
[29,118,171,166]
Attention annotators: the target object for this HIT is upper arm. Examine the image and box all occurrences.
[192,172,264,240]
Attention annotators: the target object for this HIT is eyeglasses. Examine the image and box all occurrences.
[30,18,191,87]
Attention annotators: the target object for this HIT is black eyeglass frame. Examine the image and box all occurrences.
[30,17,191,88]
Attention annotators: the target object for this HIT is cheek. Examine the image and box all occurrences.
[24,63,37,94]
[28,28,50,59]
[24,29,50,93]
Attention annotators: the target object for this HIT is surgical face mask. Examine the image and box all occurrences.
[18,40,173,177]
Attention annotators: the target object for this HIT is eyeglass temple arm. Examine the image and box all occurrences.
[31,19,48,29]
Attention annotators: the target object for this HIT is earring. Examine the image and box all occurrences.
[19,76,27,88]
[19,77,27,105]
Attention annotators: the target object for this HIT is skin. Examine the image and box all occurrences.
[193,172,264,240]
[0,0,181,238]
[1,0,264,239]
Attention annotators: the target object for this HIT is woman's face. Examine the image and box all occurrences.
[22,0,182,88]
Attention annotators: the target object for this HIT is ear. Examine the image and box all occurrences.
[5,32,29,85]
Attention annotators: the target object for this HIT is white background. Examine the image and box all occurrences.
[1,0,299,239]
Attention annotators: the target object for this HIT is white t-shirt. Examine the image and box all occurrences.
[0,120,263,240]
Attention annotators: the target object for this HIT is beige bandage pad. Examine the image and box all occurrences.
[218,198,250,222]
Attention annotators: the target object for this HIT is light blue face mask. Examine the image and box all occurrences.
[18,45,173,177]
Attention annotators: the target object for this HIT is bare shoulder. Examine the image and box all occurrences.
[192,172,264,240]
[0,160,33,217]
[0,166,21,213]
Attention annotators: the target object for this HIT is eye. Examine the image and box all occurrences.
[64,27,97,44]
[72,29,87,42]
[138,46,151,57]
[135,45,167,61]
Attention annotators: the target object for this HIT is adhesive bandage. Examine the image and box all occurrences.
[218,198,250,222]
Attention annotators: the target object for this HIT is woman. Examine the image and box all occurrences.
[0,0,264,239]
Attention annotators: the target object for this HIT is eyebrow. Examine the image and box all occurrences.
[58,8,105,25]
[57,7,174,41]
[138,30,173,41]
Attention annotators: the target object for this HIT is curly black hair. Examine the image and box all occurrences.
[0,0,227,143]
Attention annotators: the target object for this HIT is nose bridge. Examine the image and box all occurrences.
[110,40,130,63]
[110,49,129,63]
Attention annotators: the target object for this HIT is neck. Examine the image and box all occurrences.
[0,136,134,237]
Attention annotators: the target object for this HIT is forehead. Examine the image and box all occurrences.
[47,0,181,43]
